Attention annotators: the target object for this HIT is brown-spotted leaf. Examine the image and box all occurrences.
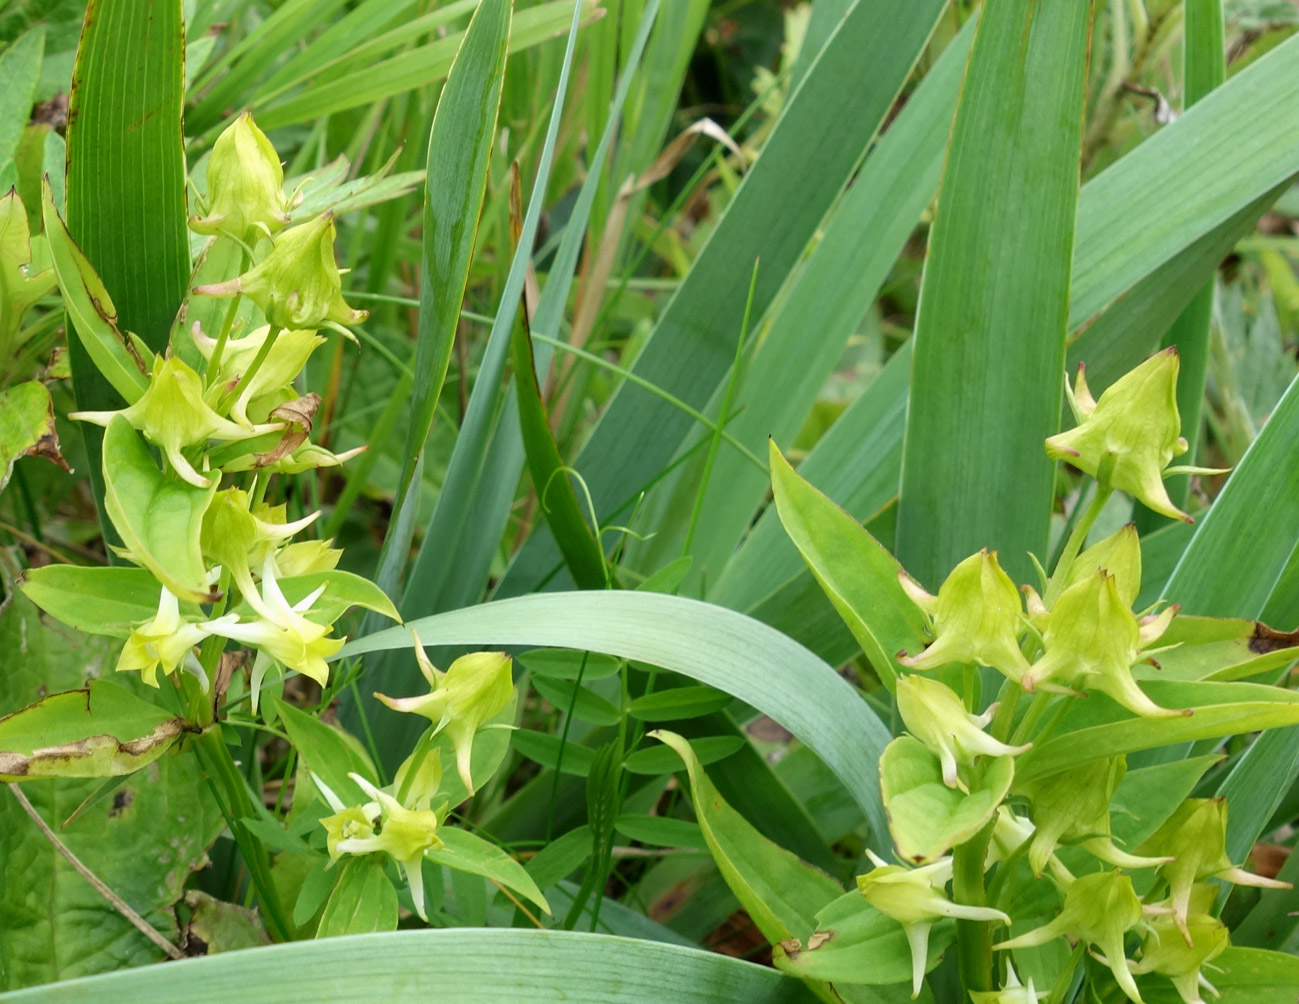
[0,679,187,781]
[0,380,68,492]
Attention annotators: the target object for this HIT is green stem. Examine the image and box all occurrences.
[1044,483,1113,607]
[205,248,249,381]
[988,678,1022,743]
[952,820,997,994]
[192,727,291,941]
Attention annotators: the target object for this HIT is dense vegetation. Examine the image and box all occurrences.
[3,1,1299,1001]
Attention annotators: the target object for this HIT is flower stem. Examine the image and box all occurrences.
[1044,482,1113,607]
[953,818,997,994]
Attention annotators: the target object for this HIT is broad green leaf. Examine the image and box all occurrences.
[651,731,842,945]
[273,698,378,808]
[1109,755,1221,849]
[1217,726,1299,867]
[40,182,149,404]
[1016,680,1299,782]
[314,857,398,938]
[0,25,43,167]
[0,577,223,991]
[181,891,269,955]
[880,737,1012,866]
[623,736,744,775]
[64,0,187,537]
[1135,616,1299,683]
[896,0,1091,586]
[627,685,733,722]
[499,0,949,599]
[19,565,167,637]
[1,929,822,1003]
[0,380,66,492]
[517,648,622,681]
[0,680,184,781]
[101,417,215,604]
[614,814,707,850]
[0,186,57,355]
[425,826,550,914]
[773,890,952,990]
[255,2,596,129]
[381,0,510,597]
[770,441,925,691]
[343,591,894,844]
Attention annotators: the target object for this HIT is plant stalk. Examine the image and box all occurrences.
[952,818,997,993]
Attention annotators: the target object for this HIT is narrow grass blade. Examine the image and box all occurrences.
[499,0,949,597]
[896,1,1092,587]
[343,591,894,846]
[371,0,511,599]
[1,929,820,1004]
[64,0,187,541]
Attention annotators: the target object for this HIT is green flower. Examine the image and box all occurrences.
[1066,523,1143,608]
[194,323,325,427]
[1130,884,1229,1004]
[1021,571,1187,718]
[996,871,1146,1004]
[190,112,293,243]
[895,675,1029,788]
[71,355,276,487]
[858,851,1010,998]
[1137,798,1291,943]
[969,964,1045,1004]
[194,213,367,333]
[1015,757,1171,877]
[116,586,234,688]
[376,645,514,794]
[898,550,1031,683]
[1045,349,1223,523]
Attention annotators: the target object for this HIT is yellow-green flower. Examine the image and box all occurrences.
[191,112,293,243]
[116,586,234,687]
[376,645,514,794]
[895,675,1029,788]
[194,213,367,333]
[1130,884,1229,1004]
[898,550,1031,683]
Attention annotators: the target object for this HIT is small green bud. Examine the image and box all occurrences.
[1067,523,1142,608]
[858,851,1010,998]
[895,676,1030,788]
[1046,350,1196,523]
[1021,571,1187,718]
[375,646,515,794]
[1014,757,1170,876]
[1130,884,1229,1004]
[191,112,291,242]
[898,550,1031,683]
[71,355,274,487]
[194,213,368,333]
[995,870,1146,1004]
[1137,798,1291,943]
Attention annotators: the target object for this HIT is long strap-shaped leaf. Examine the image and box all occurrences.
[63,0,187,540]
[343,591,894,846]
[370,0,511,603]
[498,0,949,598]
[895,0,1093,587]
[0,929,820,1004]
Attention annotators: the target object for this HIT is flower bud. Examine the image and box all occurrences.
[898,550,1030,683]
[71,354,274,487]
[1021,571,1187,718]
[1045,350,1192,522]
[1014,757,1170,877]
[858,851,1010,998]
[995,871,1145,1004]
[895,676,1030,788]
[1067,523,1142,608]
[194,213,367,333]
[1137,798,1291,943]
[191,112,291,242]
[1130,884,1228,1004]
[375,646,515,794]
